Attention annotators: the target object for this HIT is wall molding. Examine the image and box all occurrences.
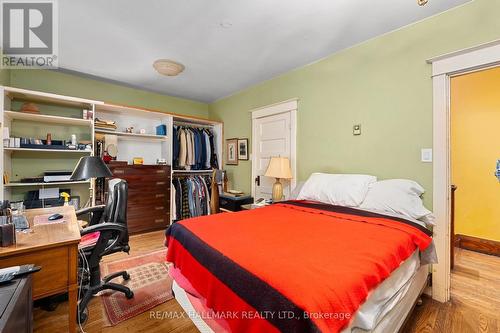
[456,234,500,257]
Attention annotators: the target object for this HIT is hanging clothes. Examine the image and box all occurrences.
[178,128,187,169]
[173,124,219,170]
[172,174,212,222]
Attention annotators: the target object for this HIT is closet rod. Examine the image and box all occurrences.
[173,121,214,129]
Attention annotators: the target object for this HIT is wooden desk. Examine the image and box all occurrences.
[0,206,81,333]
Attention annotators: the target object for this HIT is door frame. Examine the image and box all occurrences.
[428,39,500,303]
[251,98,298,199]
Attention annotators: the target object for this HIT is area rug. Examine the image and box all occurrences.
[100,249,173,326]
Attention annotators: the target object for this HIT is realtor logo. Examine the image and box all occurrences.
[1,0,58,68]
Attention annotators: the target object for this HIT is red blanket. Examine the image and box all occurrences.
[166,201,432,332]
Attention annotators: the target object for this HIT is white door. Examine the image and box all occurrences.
[252,110,294,200]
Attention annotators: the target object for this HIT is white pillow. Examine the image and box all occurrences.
[360,179,432,221]
[297,173,377,207]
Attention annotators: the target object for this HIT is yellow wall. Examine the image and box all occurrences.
[451,67,500,242]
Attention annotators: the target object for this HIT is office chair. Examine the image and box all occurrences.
[76,179,134,324]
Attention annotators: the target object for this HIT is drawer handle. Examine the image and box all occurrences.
[114,170,124,174]
[156,170,166,174]
[155,193,165,198]
[155,206,164,210]
[156,181,166,185]
[155,218,164,223]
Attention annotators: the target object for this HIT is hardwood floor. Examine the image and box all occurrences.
[34,230,198,333]
[404,248,500,333]
[34,233,500,333]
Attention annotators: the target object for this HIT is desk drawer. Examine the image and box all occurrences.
[0,246,69,299]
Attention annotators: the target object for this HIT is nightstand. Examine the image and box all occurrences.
[240,203,267,210]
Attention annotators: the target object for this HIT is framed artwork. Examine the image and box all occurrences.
[226,138,238,165]
[238,138,249,160]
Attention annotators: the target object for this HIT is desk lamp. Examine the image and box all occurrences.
[71,156,113,206]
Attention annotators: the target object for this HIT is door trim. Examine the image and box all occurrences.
[427,38,500,303]
[251,99,298,199]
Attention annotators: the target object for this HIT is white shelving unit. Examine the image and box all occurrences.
[95,103,172,165]
[1,86,102,205]
[0,85,223,227]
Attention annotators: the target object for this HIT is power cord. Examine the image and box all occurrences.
[78,248,90,333]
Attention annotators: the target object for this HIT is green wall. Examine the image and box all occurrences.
[9,70,208,118]
[209,0,500,208]
[0,69,10,85]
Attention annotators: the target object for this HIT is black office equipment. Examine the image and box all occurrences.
[219,194,254,212]
[0,275,33,333]
[76,179,133,324]
[23,189,72,209]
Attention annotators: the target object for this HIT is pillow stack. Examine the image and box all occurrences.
[296,173,434,226]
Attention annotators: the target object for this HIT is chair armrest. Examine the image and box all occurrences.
[80,222,128,257]
[76,205,105,217]
[80,222,126,236]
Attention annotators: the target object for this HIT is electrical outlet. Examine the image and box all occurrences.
[353,124,361,136]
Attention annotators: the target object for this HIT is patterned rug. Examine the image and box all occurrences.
[100,249,173,326]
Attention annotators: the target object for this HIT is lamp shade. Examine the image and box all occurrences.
[71,156,113,180]
[264,157,292,179]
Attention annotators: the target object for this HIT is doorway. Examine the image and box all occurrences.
[444,66,500,325]
[251,99,297,200]
[450,67,500,258]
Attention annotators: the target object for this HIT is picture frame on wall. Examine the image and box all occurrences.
[226,138,238,165]
[238,138,249,160]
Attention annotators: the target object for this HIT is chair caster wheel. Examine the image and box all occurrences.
[77,307,88,324]
[125,290,134,299]
[123,273,130,281]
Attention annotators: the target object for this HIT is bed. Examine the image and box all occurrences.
[165,199,435,333]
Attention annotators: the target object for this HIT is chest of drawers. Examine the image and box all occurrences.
[108,164,171,234]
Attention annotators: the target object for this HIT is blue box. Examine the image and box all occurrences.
[156,124,167,136]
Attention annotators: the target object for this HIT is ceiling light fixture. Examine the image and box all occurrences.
[417,0,428,6]
[153,59,185,76]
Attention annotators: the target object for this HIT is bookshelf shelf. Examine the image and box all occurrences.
[94,129,167,141]
[4,110,92,126]
[3,147,92,154]
[5,180,90,187]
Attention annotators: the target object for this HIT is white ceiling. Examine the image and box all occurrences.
[59,0,469,103]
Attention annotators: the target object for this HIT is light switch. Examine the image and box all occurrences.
[421,148,433,162]
[353,124,361,136]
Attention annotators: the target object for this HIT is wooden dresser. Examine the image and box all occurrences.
[108,164,171,234]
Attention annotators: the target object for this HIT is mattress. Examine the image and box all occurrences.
[171,250,428,333]
[166,201,433,332]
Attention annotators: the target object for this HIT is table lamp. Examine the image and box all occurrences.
[264,156,292,202]
[71,156,113,206]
